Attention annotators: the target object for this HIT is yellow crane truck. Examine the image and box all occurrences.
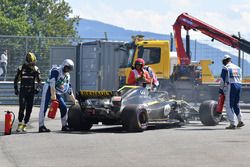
[118,38,250,103]
[119,13,250,103]
[118,38,217,102]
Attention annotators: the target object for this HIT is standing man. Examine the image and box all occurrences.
[219,55,244,129]
[14,52,42,132]
[0,49,8,81]
[38,59,78,132]
[127,58,151,86]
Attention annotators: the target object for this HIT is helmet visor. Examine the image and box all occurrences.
[64,65,73,72]
[135,62,143,66]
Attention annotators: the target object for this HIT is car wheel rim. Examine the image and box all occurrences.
[139,111,148,127]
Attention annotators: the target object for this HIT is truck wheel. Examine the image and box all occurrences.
[68,104,93,131]
[199,100,222,126]
[121,105,148,132]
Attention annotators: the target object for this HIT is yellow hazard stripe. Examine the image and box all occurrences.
[117,85,139,92]
[146,101,159,106]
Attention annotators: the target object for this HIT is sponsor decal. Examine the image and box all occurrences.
[140,89,146,95]
[80,90,113,98]
[163,105,171,116]
[112,96,122,101]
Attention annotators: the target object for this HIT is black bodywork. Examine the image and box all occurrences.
[88,87,175,122]
[68,86,222,132]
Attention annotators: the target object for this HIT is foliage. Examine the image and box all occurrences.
[0,0,80,80]
[0,0,79,37]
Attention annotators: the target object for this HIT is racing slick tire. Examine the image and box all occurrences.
[68,104,93,131]
[199,100,222,126]
[121,105,148,132]
[0,67,3,76]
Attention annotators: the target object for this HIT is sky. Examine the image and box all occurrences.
[64,0,250,40]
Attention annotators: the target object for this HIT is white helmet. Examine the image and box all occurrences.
[62,59,74,71]
[222,54,231,61]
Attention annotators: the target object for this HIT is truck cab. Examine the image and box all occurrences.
[118,40,171,87]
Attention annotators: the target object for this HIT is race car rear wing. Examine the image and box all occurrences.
[77,86,140,101]
[77,90,115,101]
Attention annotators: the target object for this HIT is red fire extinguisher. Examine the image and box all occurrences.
[216,94,225,114]
[4,111,15,135]
[48,100,59,119]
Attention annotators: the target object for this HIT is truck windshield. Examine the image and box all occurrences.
[138,47,161,65]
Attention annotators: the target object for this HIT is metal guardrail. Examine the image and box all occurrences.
[0,81,73,106]
[0,81,18,105]
[0,81,42,105]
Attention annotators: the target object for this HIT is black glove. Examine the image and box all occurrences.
[14,89,19,96]
[136,76,145,82]
[218,88,224,95]
[34,89,39,94]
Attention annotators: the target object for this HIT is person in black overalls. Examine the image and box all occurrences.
[14,52,42,132]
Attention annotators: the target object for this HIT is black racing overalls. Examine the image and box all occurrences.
[14,63,41,124]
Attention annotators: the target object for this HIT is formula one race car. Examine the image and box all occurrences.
[68,86,222,132]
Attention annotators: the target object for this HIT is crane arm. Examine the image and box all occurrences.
[173,12,250,65]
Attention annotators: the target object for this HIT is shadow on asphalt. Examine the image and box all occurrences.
[175,127,226,131]
[0,122,229,136]
[175,122,230,131]
[0,131,42,136]
[52,123,184,134]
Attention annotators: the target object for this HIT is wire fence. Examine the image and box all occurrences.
[0,35,249,82]
[0,35,106,81]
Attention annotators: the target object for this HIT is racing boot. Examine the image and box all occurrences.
[39,125,51,133]
[16,123,23,132]
[61,125,71,132]
[22,124,27,132]
[237,121,245,128]
[225,124,236,130]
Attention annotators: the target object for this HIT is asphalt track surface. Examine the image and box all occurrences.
[0,105,250,167]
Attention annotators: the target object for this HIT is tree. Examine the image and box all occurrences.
[0,0,80,80]
[0,0,79,37]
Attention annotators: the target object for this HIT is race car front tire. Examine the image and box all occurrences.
[199,100,222,126]
[121,105,148,132]
[68,104,93,131]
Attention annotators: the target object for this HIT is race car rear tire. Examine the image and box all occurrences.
[121,105,148,132]
[68,104,93,131]
[199,100,222,126]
